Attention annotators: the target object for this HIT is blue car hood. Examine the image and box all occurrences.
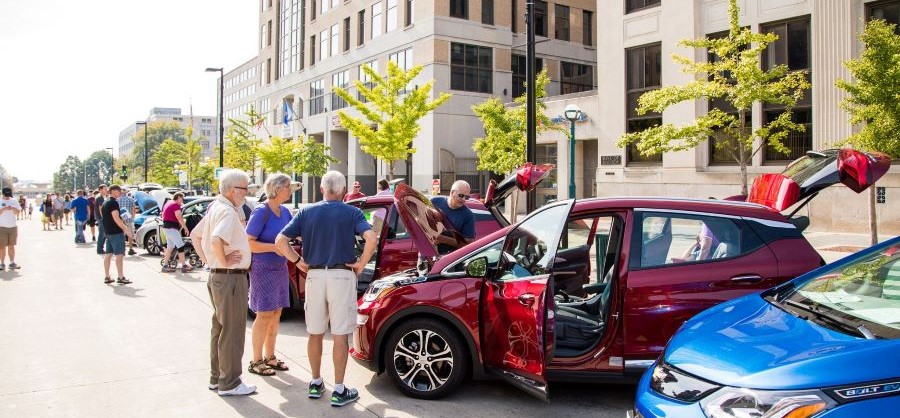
[663,295,900,389]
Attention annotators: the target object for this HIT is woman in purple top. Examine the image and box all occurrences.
[245,173,294,376]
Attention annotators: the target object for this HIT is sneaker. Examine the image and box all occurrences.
[0,263,4,271]
[8,263,19,270]
[181,264,194,273]
[162,266,176,273]
[308,381,325,399]
[128,248,137,256]
[207,384,218,391]
[330,387,359,407]
[218,382,256,396]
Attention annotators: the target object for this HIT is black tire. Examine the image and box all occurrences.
[144,232,162,256]
[384,319,469,400]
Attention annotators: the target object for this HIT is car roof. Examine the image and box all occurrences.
[573,196,787,222]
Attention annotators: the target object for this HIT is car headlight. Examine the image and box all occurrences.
[362,279,396,303]
[701,387,837,418]
[649,362,721,403]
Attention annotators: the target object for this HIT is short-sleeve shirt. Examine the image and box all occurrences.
[52,197,64,211]
[280,200,371,267]
[161,201,182,229]
[87,196,96,219]
[101,199,123,235]
[117,195,136,223]
[430,196,475,239]
[95,196,105,219]
[70,196,90,222]
[0,198,20,228]
[200,195,251,270]
[246,204,292,264]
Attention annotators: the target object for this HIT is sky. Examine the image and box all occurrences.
[0,0,258,182]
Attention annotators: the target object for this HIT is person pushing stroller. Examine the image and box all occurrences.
[160,193,193,273]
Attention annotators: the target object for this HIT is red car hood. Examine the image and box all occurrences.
[746,149,890,211]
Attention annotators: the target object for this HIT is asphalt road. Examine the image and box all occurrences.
[0,217,635,417]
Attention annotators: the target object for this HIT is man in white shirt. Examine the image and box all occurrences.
[191,169,256,397]
[0,187,22,270]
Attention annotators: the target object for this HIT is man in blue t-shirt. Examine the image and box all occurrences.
[429,180,475,253]
[70,190,90,244]
[275,171,376,407]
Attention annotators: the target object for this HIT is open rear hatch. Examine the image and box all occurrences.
[482,163,556,225]
[746,149,890,214]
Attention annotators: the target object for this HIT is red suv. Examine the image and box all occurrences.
[351,149,890,400]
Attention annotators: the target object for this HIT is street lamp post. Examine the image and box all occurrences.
[136,121,149,182]
[564,104,582,199]
[205,67,225,167]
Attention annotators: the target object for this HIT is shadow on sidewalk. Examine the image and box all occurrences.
[0,270,22,281]
[112,285,145,298]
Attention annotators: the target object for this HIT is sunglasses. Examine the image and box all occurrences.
[455,193,470,200]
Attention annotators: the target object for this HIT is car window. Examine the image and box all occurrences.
[555,215,622,296]
[446,240,504,273]
[386,205,410,240]
[634,211,749,269]
[497,204,570,281]
[362,207,388,239]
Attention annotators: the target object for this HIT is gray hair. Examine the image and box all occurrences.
[218,169,250,194]
[264,173,292,198]
[320,170,346,195]
[451,180,471,193]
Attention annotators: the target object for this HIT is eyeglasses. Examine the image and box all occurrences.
[233,186,249,191]
[456,193,470,200]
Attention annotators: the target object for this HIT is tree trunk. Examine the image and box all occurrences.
[869,187,878,245]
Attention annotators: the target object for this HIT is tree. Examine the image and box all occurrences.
[294,136,338,177]
[131,120,187,182]
[472,69,559,175]
[616,0,810,195]
[333,61,451,179]
[836,18,900,244]
[0,164,12,189]
[257,136,296,174]
[53,155,83,192]
[223,108,263,174]
[148,139,186,186]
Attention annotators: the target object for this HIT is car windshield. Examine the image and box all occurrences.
[775,242,900,339]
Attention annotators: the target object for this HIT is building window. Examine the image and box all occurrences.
[450,43,492,93]
[560,62,593,94]
[267,20,273,47]
[320,28,329,61]
[626,0,661,14]
[555,5,569,41]
[309,78,325,115]
[358,9,365,46]
[311,0,316,17]
[310,35,316,66]
[512,54,543,98]
[332,70,350,110]
[372,2,383,39]
[450,0,467,19]
[583,11,593,46]
[867,1,900,32]
[358,60,378,103]
[387,0,398,32]
[260,23,267,50]
[405,0,414,26]
[761,17,811,163]
[626,43,663,164]
[343,17,351,52]
[512,0,517,32]
[321,0,339,14]
[535,1,548,37]
[482,0,494,25]
[389,48,414,71]
[280,0,303,76]
[330,24,340,57]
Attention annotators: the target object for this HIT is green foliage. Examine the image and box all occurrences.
[148,139,186,186]
[53,155,83,192]
[836,19,900,158]
[294,136,338,177]
[334,61,451,178]
[131,121,187,181]
[0,164,12,189]
[257,136,296,174]
[223,108,263,173]
[616,0,810,194]
[472,69,559,175]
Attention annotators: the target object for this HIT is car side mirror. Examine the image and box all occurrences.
[465,257,488,278]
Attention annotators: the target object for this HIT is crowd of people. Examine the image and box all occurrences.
[0,171,477,408]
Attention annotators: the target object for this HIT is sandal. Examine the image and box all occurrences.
[116,277,132,285]
[248,359,275,376]
[104,277,114,284]
[265,355,290,371]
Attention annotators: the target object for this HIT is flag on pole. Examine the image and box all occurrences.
[283,100,296,125]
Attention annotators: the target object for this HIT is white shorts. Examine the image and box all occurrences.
[304,268,358,335]
[163,228,184,249]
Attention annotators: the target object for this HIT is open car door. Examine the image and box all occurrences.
[746,149,890,212]
[483,163,555,226]
[479,201,574,401]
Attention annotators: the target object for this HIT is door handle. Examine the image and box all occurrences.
[518,293,536,307]
[730,274,763,284]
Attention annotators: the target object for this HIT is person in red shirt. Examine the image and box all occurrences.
[342,181,366,202]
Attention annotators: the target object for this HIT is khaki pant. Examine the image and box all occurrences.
[207,271,249,391]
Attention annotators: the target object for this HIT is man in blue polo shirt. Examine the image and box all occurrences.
[275,170,376,407]
[70,190,90,244]
[430,180,475,253]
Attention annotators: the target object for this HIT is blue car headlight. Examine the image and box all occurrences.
[700,387,837,418]
[649,362,721,403]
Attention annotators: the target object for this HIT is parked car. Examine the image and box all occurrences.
[136,197,216,255]
[350,149,890,401]
[282,165,554,311]
[133,206,159,229]
[632,235,900,418]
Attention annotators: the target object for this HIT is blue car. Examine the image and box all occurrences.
[632,236,900,418]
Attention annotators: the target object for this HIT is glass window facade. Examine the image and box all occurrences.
[450,43,493,93]
[626,43,663,164]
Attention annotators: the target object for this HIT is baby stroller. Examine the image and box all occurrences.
[156,219,204,271]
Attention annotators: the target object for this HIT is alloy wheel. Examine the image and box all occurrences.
[392,328,455,392]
